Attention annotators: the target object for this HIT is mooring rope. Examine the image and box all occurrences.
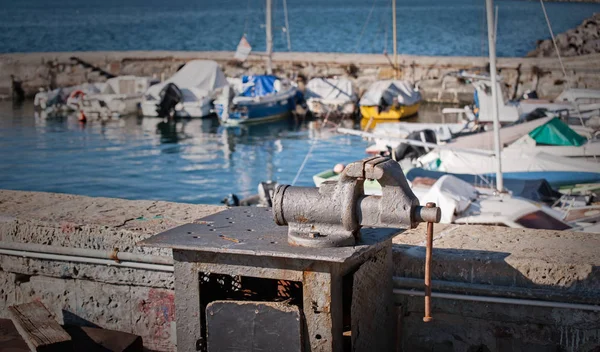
[291,138,318,186]
[283,0,292,51]
[354,0,379,53]
[538,0,585,127]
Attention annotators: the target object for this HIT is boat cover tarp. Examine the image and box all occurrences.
[529,117,586,146]
[432,149,600,186]
[449,117,552,150]
[422,175,477,223]
[359,80,421,106]
[305,78,355,102]
[241,75,278,97]
[145,60,227,100]
[407,168,562,204]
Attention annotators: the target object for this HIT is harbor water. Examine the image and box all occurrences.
[1,0,599,56]
[0,102,455,204]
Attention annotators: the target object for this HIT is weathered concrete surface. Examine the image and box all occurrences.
[393,224,600,352]
[0,190,222,351]
[1,190,599,351]
[2,51,600,104]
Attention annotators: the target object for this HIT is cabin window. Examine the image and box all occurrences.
[515,211,571,230]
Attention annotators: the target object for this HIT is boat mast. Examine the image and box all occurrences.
[392,0,398,79]
[266,0,273,74]
[486,0,503,192]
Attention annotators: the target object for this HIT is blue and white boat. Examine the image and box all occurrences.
[216,75,299,125]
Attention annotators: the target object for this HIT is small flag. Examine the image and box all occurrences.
[234,36,252,62]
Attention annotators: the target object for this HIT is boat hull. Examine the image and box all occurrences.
[140,100,213,118]
[359,103,420,120]
[218,88,297,125]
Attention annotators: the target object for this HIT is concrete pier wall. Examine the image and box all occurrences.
[0,190,598,351]
[2,51,600,104]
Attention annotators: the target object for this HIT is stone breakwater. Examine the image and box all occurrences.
[528,13,600,57]
[1,51,600,104]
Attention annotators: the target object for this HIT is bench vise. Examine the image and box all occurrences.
[273,156,441,248]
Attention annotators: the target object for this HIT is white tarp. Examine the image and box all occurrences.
[359,80,421,107]
[305,77,356,103]
[422,175,478,223]
[103,76,152,95]
[435,149,600,175]
[145,60,228,102]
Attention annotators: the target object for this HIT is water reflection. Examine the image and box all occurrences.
[0,101,456,204]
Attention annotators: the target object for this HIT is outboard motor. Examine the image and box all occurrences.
[156,83,183,118]
[393,129,437,161]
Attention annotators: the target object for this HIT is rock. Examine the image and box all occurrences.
[582,38,600,54]
[527,13,600,57]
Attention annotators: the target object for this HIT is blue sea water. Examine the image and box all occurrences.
[1,1,599,205]
[0,102,372,204]
[0,0,599,57]
[0,102,454,204]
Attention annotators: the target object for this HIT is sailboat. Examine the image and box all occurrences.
[216,0,299,125]
[359,0,421,126]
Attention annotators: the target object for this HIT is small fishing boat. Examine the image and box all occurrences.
[304,77,357,118]
[140,60,228,118]
[359,80,421,123]
[77,76,156,120]
[34,83,105,114]
[216,75,298,125]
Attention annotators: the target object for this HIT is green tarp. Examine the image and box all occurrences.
[529,117,586,146]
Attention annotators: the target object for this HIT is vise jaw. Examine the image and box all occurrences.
[273,156,441,248]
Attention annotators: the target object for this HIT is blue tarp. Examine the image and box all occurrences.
[241,75,278,97]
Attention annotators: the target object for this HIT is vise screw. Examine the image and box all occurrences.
[273,156,441,247]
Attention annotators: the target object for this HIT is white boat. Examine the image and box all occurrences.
[304,77,357,117]
[462,72,600,125]
[416,148,600,187]
[449,116,600,159]
[555,88,600,106]
[364,121,472,155]
[140,60,228,118]
[34,83,105,113]
[78,75,155,120]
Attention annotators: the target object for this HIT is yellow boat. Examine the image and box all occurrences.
[359,80,421,129]
[359,102,420,120]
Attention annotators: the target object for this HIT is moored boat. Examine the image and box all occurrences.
[216,75,298,125]
[140,60,228,118]
[304,77,357,118]
[78,75,156,120]
[359,80,421,124]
